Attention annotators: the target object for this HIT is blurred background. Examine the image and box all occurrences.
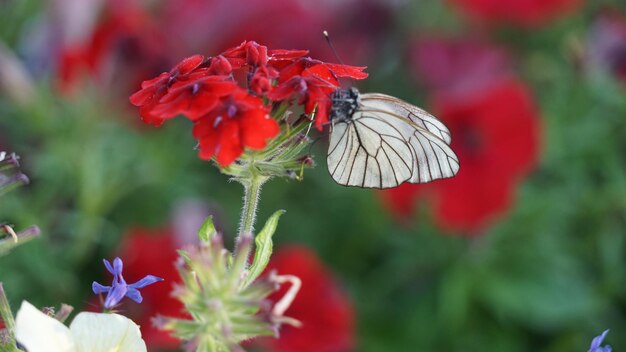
[1,0,626,351]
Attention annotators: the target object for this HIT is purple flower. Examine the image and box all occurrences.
[92,257,163,309]
[589,330,612,352]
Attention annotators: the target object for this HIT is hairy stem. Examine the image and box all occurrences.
[235,174,266,266]
[0,283,15,336]
[239,176,264,236]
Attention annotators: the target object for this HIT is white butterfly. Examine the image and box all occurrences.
[327,88,460,189]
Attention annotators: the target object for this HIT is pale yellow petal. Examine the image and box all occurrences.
[15,301,75,352]
[69,312,147,352]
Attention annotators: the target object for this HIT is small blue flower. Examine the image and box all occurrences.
[589,330,612,352]
[92,257,163,309]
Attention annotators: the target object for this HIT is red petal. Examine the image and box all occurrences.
[324,63,368,79]
[240,110,279,149]
[175,54,205,74]
[194,119,219,160]
[267,78,300,101]
[303,65,340,88]
[215,121,243,166]
[278,60,306,83]
[314,100,331,131]
[221,41,247,58]
[129,86,157,106]
[139,105,166,126]
[197,136,218,161]
[140,73,169,89]
[207,55,233,75]
[269,49,309,59]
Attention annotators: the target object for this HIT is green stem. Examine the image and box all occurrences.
[0,283,15,336]
[238,176,264,237]
[235,174,267,271]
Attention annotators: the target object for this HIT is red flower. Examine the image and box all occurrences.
[256,245,355,352]
[269,59,368,129]
[222,40,270,68]
[448,0,582,27]
[150,76,237,121]
[192,89,279,166]
[56,3,164,93]
[129,55,209,125]
[381,80,540,233]
[115,227,184,350]
[410,37,512,97]
[277,58,368,84]
[250,65,278,95]
[220,41,308,95]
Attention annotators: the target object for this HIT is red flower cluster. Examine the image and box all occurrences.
[256,245,355,352]
[448,0,582,27]
[130,41,367,166]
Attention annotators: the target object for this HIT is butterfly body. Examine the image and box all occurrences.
[327,88,460,189]
[329,87,361,123]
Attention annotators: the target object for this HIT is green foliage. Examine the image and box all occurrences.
[1,1,626,351]
[198,216,218,242]
[164,234,276,352]
[244,209,285,288]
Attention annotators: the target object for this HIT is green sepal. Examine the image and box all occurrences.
[176,249,191,264]
[197,216,217,242]
[243,210,285,288]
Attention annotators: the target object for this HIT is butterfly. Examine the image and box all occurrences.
[327,88,460,189]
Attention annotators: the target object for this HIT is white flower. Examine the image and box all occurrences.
[15,301,147,352]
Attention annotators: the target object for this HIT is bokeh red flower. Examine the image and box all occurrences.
[410,37,512,97]
[257,245,355,352]
[114,226,355,352]
[381,80,540,233]
[49,0,392,95]
[382,36,540,233]
[56,1,164,93]
[430,80,540,232]
[448,0,582,27]
[115,226,183,350]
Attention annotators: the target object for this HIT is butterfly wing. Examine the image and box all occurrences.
[328,116,414,188]
[360,93,452,144]
[327,93,459,188]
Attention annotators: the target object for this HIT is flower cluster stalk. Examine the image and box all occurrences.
[238,175,265,238]
[0,283,21,352]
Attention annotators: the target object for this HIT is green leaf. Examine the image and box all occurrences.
[176,249,191,264]
[243,210,285,288]
[197,216,217,242]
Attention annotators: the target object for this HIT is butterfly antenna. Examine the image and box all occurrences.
[323,30,345,65]
[323,30,355,86]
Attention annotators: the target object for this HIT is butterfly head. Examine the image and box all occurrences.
[330,87,360,123]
